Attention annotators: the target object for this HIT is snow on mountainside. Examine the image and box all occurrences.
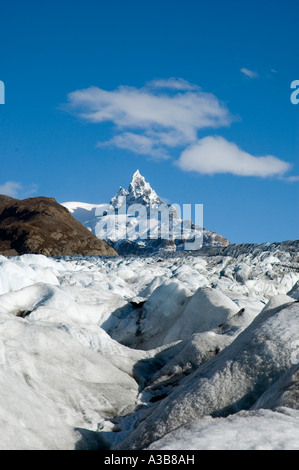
[62,170,229,254]
[0,240,298,449]
[111,169,162,208]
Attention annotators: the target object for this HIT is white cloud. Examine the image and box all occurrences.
[176,136,291,178]
[240,68,258,79]
[0,181,38,198]
[66,80,232,159]
[65,78,296,181]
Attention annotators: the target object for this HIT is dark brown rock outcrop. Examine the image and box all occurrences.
[0,195,118,257]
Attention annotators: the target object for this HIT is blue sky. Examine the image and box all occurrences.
[0,0,298,244]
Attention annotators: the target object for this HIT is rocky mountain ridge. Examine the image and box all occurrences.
[0,195,117,257]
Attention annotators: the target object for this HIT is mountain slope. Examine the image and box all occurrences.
[0,195,117,257]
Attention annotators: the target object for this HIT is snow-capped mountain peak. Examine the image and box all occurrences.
[63,170,230,253]
[129,169,145,188]
[110,170,162,208]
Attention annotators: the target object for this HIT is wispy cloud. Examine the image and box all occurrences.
[282,175,299,182]
[146,77,201,91]
[66,78,233,159]
[176,136,291,178]
[0,181,38,198]
[98,132,170,160]
[0,181,23,197]
[240,67,258,79]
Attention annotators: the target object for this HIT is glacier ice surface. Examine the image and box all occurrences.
[0,242,298,449]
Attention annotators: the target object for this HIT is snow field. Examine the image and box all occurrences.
[0,243,298,450]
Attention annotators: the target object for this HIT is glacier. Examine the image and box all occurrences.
[0,239,298,450]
